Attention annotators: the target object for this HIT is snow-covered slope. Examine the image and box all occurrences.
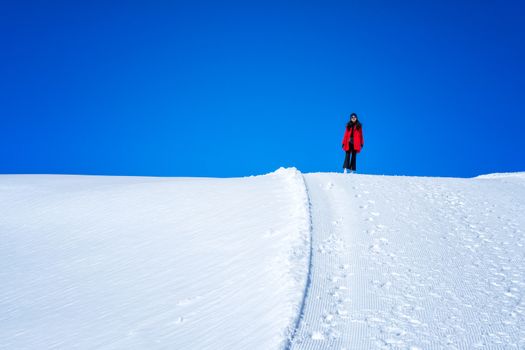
[476,172,525,180]
[290,172,525,349]
[0,168,310,350]
[2,169,524,349]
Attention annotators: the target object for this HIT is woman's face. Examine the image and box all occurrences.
[351,116,357,122]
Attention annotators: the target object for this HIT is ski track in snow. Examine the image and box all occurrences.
[289,173,525,349]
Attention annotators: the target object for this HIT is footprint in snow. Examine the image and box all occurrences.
[330,275,343,283]
[369,244,381,253]
[324,314,335,322]
[328,328,342,339]
[311,331,325,340]
[381,281,392,289]
[337,308,348,316]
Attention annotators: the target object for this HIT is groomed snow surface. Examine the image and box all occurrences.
[0,169,310,350]
[1,169,524,349]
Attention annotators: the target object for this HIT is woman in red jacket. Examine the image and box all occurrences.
[342,113,364,173]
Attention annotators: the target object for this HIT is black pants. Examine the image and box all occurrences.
[343,142,357,171]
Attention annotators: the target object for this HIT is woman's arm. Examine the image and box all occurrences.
[342,129,349,148]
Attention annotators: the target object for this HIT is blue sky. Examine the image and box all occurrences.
[1,1,524,178]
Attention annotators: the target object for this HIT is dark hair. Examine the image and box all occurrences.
[346,113,362,130]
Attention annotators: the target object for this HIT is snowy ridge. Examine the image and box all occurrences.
[278,169,314,350]
[270,167,313,349]
[270,168,311,288]
[475,172,525,179]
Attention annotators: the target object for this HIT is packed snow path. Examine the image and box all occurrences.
[290,173,525,349]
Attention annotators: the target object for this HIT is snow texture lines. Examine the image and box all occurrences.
[2,171,524,349]
[289,174,362,349]
[0,170,313,350]
[283,173,314,350]
[267,167,314,350]
[290,173,525,349]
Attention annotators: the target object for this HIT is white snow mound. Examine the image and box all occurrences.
[476,171,525,179]
[0,168,311,350]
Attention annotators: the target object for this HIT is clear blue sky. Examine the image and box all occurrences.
[1,1,524,178]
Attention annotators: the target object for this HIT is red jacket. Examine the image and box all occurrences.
[342,126,364,152]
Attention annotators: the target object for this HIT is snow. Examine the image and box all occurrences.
[290,173,525,349]
[0,168,310,350]
[475,172,525,179]
[2,169,525,349]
